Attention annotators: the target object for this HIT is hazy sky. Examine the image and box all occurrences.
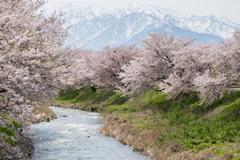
[46,0,240,24]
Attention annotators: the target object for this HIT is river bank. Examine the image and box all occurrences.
[54,87,240,160]
[6,106,57,160]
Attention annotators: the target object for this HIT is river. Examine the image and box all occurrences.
[30,107,150,160]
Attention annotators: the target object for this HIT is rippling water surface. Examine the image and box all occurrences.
[30,107,150,160]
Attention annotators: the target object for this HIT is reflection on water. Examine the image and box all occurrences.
[30,107,150,160]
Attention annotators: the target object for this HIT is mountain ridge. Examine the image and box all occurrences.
[44,3,240,50]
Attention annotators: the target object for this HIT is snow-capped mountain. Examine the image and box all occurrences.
[45,3,240,50]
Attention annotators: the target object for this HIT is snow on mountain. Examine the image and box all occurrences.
[44,3,240,50]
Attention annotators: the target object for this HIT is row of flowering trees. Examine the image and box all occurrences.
[70,29,240,106]
[0,0,75,158]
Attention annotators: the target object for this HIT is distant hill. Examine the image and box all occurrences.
[45,3,240,50]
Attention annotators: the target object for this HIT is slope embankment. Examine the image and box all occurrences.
[54,87,240,160]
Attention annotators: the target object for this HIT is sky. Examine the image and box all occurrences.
[46,0,240,24]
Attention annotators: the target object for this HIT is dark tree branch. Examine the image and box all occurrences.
[0,89,7,93]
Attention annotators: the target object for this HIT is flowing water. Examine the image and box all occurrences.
[30,107,150,160]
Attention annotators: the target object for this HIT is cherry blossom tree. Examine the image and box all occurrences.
[90,45,138,90]
[159,43,214,99]
[119,32,194,96]
[0,0,72,158]
[193,29,240,105]
[59,48,97,89]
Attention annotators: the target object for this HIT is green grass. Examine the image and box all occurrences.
[107,104,137,113]
[154,92,240,156]
[56,87,240,157]
[55,87,129,110]
[1,97,5,102]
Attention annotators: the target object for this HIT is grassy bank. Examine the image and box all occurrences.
[55,87,240,160]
